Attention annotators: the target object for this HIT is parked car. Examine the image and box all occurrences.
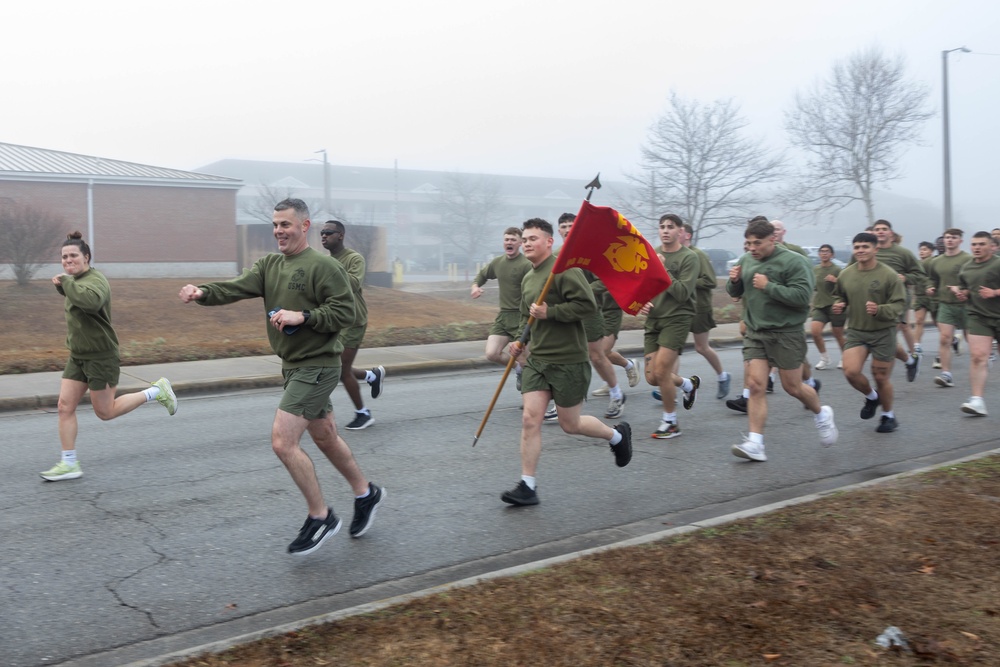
[702,249,738,276]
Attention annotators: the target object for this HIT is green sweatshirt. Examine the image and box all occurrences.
[928,251,972,304]
[519,254,596,363]
[57,268,119,360]
[196,247,356,369]
[812,263,841,309]
[689,246,717,314]
[832,261,906,331]
[726,244,814,333]
[648,245,698,319]
[959,255,1000,319]
[474,253,532,312]
[331,247,368,326]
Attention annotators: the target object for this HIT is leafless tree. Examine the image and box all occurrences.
[433,173,508,277]
[620,93,785,244]
[784,47,933,225]
[0,201,66,285]
[241,182,333,224]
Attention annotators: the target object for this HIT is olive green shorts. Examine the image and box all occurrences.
[278,365,341,420]
[487,310,520,339]
[810,305,847,328]
[967,313,1000,339]
[742,329,808,370]
[644,314,693,354]
[583,310,604,343]
[913,295,938,316]
[340,323,368,349]
[521,358,591,408]
[844,327,897,363]
[62,355,121,391]
[690,309,717,335]
[936,302,967,329]
[602,308,623,338]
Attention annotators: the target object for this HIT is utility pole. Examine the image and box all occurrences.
[315,148,331,216]
[941,46,969,230]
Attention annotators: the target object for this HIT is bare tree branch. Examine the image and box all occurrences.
[0,201,66,285]
[433,173,508,277]
[618,93,785,245]
[783,47,933,224]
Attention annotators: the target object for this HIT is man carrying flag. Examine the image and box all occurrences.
[639,214,702,439]
[502,217,633,506]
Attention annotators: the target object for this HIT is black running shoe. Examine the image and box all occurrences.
[288,508,341,555]
[876,415,898,433]
[369,366,386,399]
[683,375,700,410]
[766,376,774,393]
[906,354,920,382]
[611,422,632,467]
[860,397,879,420]
[501,480,539,506]
[345,411,374,430]
[350,483,386,537]
[726,396,748,413]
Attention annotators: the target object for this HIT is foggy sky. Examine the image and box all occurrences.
[2,0,997,218]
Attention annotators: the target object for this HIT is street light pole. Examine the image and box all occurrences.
[315,148,331,216]
[942,46,969,230]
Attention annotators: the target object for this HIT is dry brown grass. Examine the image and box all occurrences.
[171,457,1000,666]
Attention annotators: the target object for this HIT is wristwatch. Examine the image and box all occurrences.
[301,310,311,323]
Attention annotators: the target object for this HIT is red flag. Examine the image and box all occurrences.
[552,201,671,315]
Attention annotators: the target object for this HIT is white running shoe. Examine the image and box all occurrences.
[814,356,831,370]
[816,405,838,447]
[961,397,988,416]
[592,383,611,397]
[731,438,766,462]
[625,360,640,388]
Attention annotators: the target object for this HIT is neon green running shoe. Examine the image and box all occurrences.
[40,461,83,481]
[153,377,178,415]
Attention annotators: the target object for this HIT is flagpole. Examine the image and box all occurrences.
[472,174,601,446]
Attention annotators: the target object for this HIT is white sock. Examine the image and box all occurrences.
[748,432,763,445]
[906,355,916,366]
[356,408,371,416]
[624,360,635,371]
[609,429,622,445]
[663,411,677,423]
[364,370,376,383]
[742,388,750,399]
[866,390,878,401]
[609,385,623,400]
[805,377,817,388]
[680,378,693,393]
[718,371,729,381]
[883,410,895,419]
[356,488,371,499]
[62,450,77,465]
[143,387,160,402]
[521,475,537,490]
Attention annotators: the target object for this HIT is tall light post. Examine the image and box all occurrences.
[314,148,331,216]
[942,46,969,230]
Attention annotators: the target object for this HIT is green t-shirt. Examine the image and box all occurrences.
[689,246,717,315]
[57,268,119,360]
[812,263,841,309]
[331,247,368,325]
[474,253,532,312]
[197,247,356,369]
[928,251,972,304]
[519,254,596,363]
[959,255,1000,319]
[849,244,926,288]
[832,261,906,331]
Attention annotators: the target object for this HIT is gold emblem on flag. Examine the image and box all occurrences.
[603,234,650,274]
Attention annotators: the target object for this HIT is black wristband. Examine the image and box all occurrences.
[301,310,311,324]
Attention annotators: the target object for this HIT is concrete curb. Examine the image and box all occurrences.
[116,446,1000,667]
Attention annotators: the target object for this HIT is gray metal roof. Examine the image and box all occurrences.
[0,142,242,187]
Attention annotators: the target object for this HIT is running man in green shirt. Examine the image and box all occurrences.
[832,233,908,433]
[956,231,1000,416]
[810,244,846,370]
[926,228,971,388]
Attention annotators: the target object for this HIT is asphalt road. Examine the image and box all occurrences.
[2,340,997,667]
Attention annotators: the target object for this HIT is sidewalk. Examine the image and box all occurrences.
[0,323,745,412]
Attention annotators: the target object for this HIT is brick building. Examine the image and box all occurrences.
[0,142,242,279]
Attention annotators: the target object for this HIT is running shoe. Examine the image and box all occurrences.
[611,422,632,467]
[625,360,640,387]
[152,377,177,415]
[682,375,700,410]
[368,366,386,399]
[604,394,626,419]
[935,373,955,388]
[814,356,831,370]
[543,403,558,423]
[592,383,610,397]
[350,483,385,537]
[726,396,748,413]
[288,509,341,555]
[731,438,766,462]
[651,420,681,439]
[501,480,539,506]
[860,397,880,420]
[716,372,731,400]
[961,397,987,416]
[906,354,920,382]
[875,415,898,433]
[816,405,838,447]
[39,461,82,481]
[345,411,374,430]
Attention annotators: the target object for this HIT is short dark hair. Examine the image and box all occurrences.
[324,219,346,234]
[747,215,769,224]
[944,227,964,237]
[918,241,935,251]
[523,218,553,236]
[62,230,92,262]
[504,227,522,237]
[853,232,878,245]
[872,219,893,230]
[682,223,694,235]
[274,198,310,219]
[659,213,683,226]
[972,231,992,241]
[557,212,576,224]
[745,219,774,239]
[819,243,834,255]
